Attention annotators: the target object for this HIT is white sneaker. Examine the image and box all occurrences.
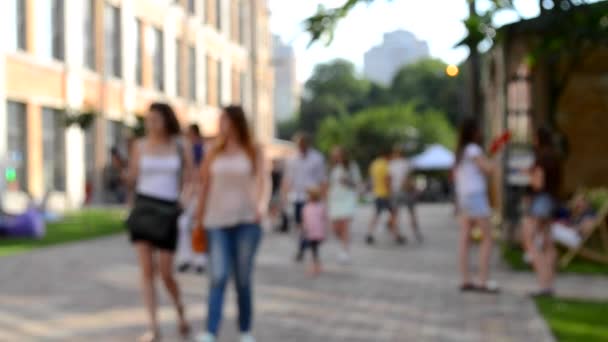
[338,250,351,264]
[241,333,256,342]
[195,332,215,342]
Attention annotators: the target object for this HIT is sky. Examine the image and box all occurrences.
[268,0,543,82]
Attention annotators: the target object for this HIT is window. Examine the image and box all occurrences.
[188,0,195,14]
[176,39,182,97]
[38,0,64,60]
[216,0,222,31]
[6,101,28,191]
[189,46,197,102]
[152,28,164,91]
[238,0,246,46]
[134,19,143,86]
[240,71,246,105]
[42,108,66,192]
[216,60,222,106]
[83,0,96,69]
[104,4,121,78]
[7,0,26,51]
[52,0,65,60]
[106,120,124,154]
[84,120,96,185]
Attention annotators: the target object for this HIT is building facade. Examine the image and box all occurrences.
[272,35,298,123]
[0,0,274,207]
[363,30,429,86]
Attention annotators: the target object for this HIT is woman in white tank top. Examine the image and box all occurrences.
[194,106,269,342]
[126,103,194,342]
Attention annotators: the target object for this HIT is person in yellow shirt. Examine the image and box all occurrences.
[366,149,406,245]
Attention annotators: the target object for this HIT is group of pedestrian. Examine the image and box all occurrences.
[366,146,422,246]
[453,118,562,297]
[278,134,422,276]
[125,103,264,342]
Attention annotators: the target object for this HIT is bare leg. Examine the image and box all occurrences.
[135,243,159,341]
[539,223,557,290]
[477,217,493,286]
[334,219,351,252]
[459,216,473,285]
[522,216,547,289]
[408,205,422,241]
[388,209,405,243]
[159,250,189,336]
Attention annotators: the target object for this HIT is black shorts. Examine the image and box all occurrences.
[294,201,306,225]
[375,197,393,214]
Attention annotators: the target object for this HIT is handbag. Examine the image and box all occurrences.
[191,227,208,253]
[126,195,181,242]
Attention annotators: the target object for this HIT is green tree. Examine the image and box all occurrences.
[316,103,456,169]
[299,59,369,133]
[277,115,300,141]
[390,59,465,125]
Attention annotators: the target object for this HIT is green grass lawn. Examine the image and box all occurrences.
[536,297,608,342]
[502,245,608,276]
[0,209,126,257]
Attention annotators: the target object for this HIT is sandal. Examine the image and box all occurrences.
[137,331,160,342]
[459,283,477,292]
[473,283,501,294]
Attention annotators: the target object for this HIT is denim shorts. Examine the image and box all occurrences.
[459,192,491,218]
[529,193,555,219]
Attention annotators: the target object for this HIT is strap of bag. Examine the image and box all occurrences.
[175,138,185,191]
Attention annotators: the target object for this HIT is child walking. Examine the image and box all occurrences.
[302,187,328,276]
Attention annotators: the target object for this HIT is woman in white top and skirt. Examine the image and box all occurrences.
[126,103,194,341]
[328,146,361,263]
[194,106,269,342]
[454,118,498,294]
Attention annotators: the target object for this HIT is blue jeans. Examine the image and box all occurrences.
[206,223,262,336]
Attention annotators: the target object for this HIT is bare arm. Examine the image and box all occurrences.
[529,166,545,191]
[473,155,495,175]
[194,152,213,230]
[256,147,271,219]
[126,140,141,190]
[181,139,195,188]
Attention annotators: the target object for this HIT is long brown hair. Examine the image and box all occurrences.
[455,117,481,165]
[209,105,258,173]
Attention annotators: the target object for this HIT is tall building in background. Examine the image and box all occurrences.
[0,0,273,207]
[272,35,298,123]
[363,30,430,86]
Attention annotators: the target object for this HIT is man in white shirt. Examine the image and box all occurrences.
[389,147,422,243]
[282,133,327,262]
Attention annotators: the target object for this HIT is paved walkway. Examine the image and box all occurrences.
[1,205,607,341]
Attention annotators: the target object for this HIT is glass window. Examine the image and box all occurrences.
[84,120,96,185]
[106,120,124,153]
[216,60,222,106]
[176,39,182,97]
[238,0,246,46]
[134,18,143,86]
[152,28,164,91]
[7,0,27,52]
[51,0,65,60]
[42,108,66,192]
[189,46,196,102]
[240,71,246,105]
[216,0,222,31]
[104,4,121,78]
[188,0,195,14]
[6,101,28,191]
[83,0,96,69]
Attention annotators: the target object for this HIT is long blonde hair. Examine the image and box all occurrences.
[208,105,257,173]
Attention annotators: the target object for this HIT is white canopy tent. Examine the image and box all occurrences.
[412,144,455,171]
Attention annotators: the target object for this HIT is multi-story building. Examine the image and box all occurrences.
[0,0,274,207]
[272,35,298,123]
[363,30,430,86]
